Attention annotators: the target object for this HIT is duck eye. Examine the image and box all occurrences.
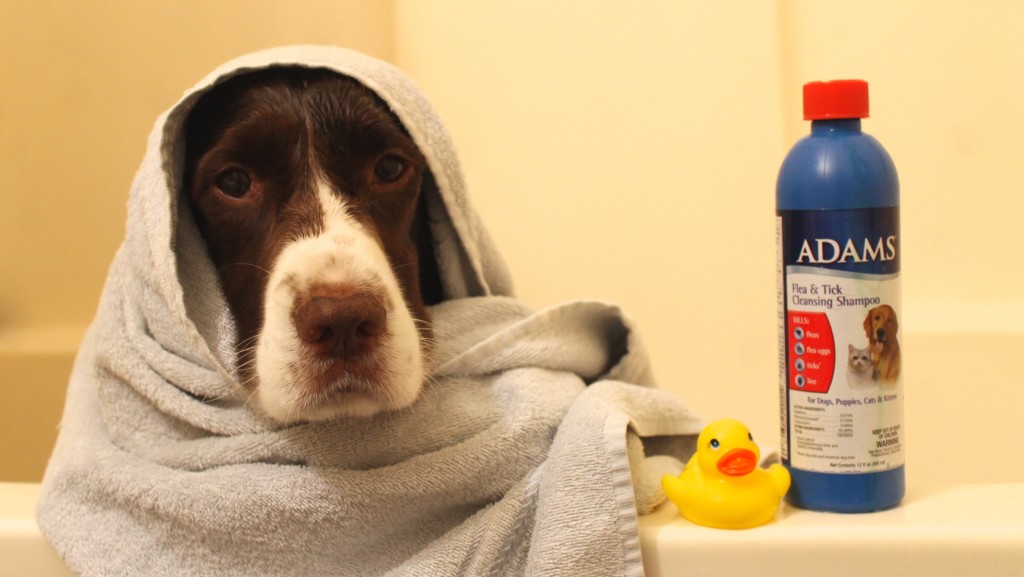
[748,433,754,441]
[709,439,720,450]
[373,155,406,183]
[216,169,251,198]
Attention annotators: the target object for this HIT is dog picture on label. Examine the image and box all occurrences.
[863,304,900,386]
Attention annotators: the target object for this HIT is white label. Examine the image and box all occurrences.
[778,208,904,474]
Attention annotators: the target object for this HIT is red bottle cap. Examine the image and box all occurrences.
[803,80,869,120]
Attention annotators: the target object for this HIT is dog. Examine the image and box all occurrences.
[185,67,443,423]
[863,304,901,384]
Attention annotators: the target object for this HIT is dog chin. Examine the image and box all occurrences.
[254,379,423,424]
[253,339,426,423]
[252,288,426,423]
[252,317,425,423]
[252,289,426,424]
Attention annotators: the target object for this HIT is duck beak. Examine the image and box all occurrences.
[717,448,757,476]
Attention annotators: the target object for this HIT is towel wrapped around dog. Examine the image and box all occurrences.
[37,46,703,577]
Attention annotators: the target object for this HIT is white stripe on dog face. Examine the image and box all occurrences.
[254,177,424,423]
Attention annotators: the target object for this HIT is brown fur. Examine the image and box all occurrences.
[863,304,901,383]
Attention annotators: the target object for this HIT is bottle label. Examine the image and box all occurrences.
[777,206,904,474]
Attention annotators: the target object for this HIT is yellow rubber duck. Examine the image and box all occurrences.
[662,418,790,529]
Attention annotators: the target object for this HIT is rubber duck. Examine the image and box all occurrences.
[662,418,790,529]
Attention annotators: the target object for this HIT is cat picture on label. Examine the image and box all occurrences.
[846,344,876,389]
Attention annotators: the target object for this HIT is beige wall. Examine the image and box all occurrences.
[3,1,1022,484]
[396,1,1024,485]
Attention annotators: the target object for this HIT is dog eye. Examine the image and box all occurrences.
[373,155,406,183]
[216,169,252,198]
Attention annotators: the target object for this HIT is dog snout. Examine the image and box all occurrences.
[875,328,887,343]
[292,288,386,359]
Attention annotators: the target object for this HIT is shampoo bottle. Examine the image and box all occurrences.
[776,80,904,512]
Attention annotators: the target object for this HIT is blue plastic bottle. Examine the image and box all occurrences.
[776,80,904,512]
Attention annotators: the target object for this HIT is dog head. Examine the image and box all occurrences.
[184,67,442,423]
[863,304,899,349]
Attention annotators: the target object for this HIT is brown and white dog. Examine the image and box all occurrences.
[185,68,442,423]
[863,304,901,384]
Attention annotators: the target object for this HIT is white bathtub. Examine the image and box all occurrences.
[3,481,1022,577]
[1,483,73,577]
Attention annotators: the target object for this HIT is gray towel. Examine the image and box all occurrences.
[37,46,703,577]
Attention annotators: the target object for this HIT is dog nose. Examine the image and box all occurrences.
[292,291,386,359]
[876,328,887,342]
